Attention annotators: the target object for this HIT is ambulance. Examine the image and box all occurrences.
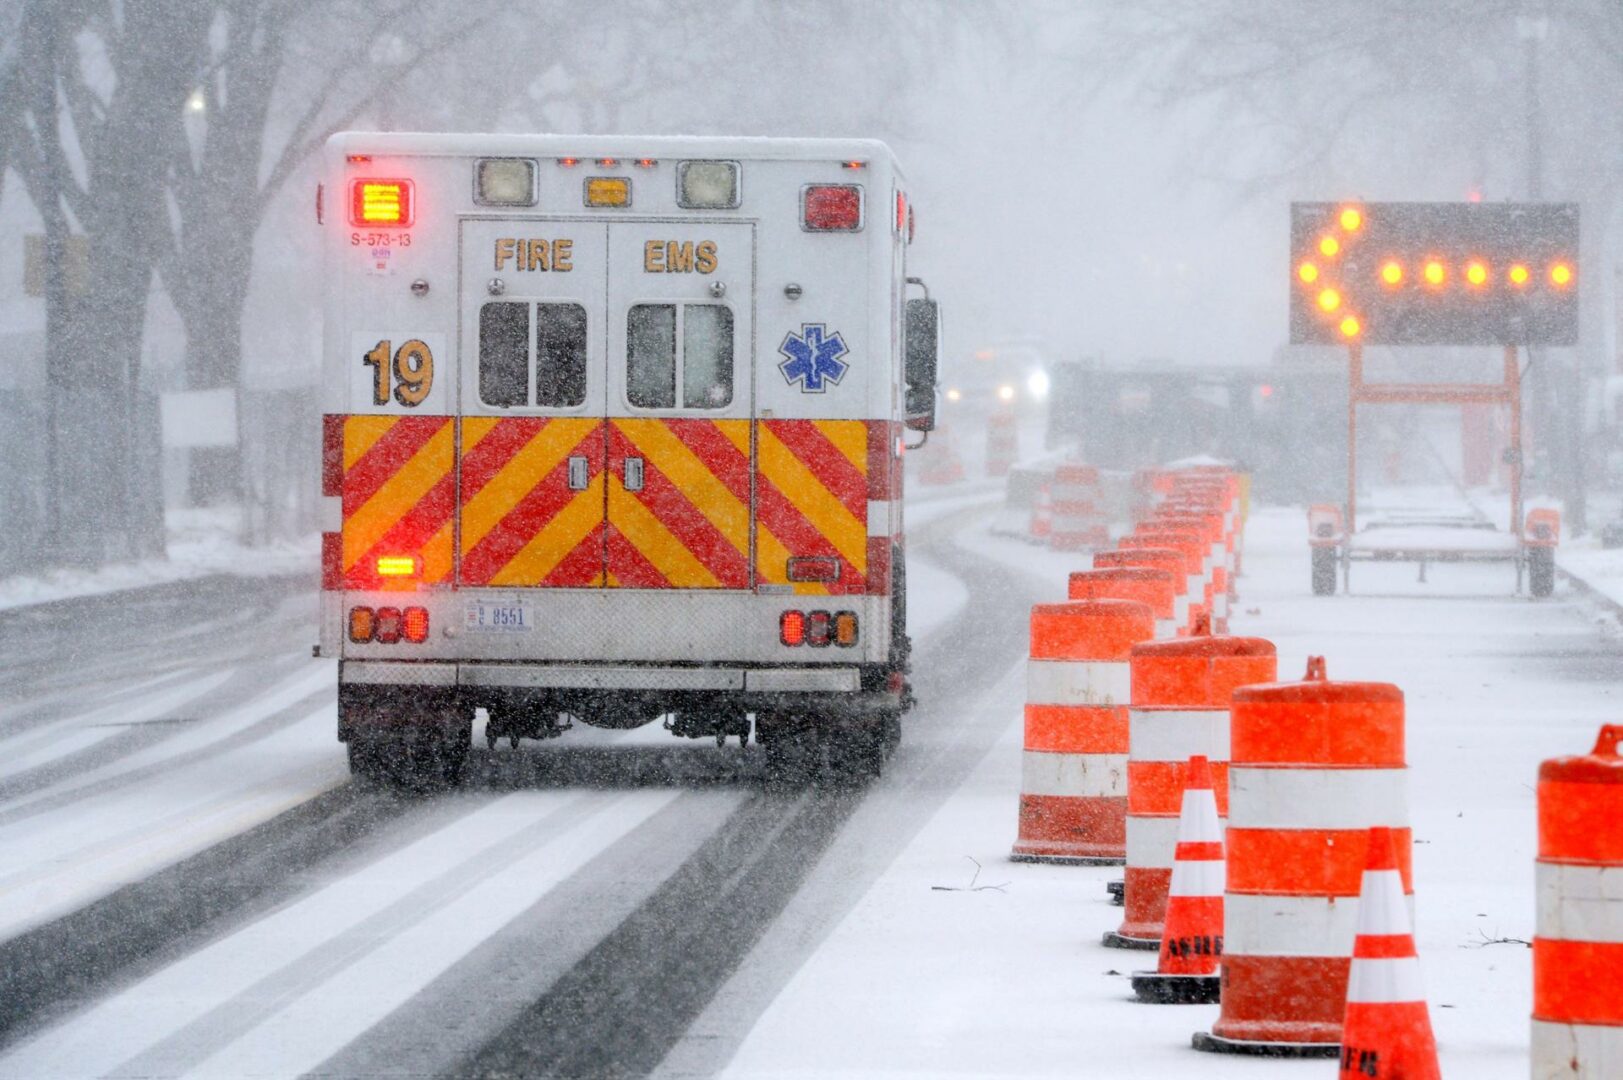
[316,133,940,787]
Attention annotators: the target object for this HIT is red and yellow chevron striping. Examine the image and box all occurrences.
[752,419,870,596]
[339,415,454,590]
[331,414,889,596]
[458,417,606,588]
[607,419,752,589]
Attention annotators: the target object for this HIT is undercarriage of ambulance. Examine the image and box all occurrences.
[337,559,913,790]
[337,607,912,791]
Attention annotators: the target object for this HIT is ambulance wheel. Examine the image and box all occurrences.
[1311,548,1337,596]
[348,723,468,792]
[1528,548,1555,598]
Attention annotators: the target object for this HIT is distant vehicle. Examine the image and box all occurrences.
[316,132,940,788]
[943,339,1051,412]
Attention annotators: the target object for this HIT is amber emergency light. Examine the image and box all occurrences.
[1289,201,1579,347]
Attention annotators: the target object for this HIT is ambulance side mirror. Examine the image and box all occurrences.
[905,297,940,432]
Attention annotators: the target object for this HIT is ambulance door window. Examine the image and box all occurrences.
[479,302,528,408]
[535,302,588,407]
[626,303,677,408]
[682,304,734,408]
[625,302,734,411]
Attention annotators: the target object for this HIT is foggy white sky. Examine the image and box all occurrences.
[3,1,1616,397]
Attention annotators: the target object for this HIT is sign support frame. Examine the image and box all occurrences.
[1341,341,1525,592]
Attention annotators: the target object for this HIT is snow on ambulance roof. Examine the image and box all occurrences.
[326,131,901,168]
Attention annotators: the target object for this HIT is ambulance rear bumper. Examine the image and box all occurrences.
[340,660,861,693]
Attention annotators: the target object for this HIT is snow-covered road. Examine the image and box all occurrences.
[0,494,1613,1078]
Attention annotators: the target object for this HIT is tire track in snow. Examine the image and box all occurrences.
[0,663,331,827]
[0,575,312,701]
[0,782,418,1050]
[0,665,259,802]
[311,791,745,1078]
[103,791,687,1078]
[444,501,1032,1079]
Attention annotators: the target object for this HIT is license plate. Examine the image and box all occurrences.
[465,602,535,632]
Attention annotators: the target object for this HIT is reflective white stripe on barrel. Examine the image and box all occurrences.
[1227,767,1408,830]
[1173,593,1190,626]
[1224,894,1414,956]
[1026,659,1130,706]
[1532,1021,1623,1076]
[1125,814,1181,868]
[1154,617,1177,640]
[1128,708,1230,761]
[1212,592,1229,619]
[1185,573,1204,603]
[1021,751,1127,798]
[1536,862,1623,941]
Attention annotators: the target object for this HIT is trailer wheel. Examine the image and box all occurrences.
[348,722,469,792]
[1311,548,1338,596]
[1528,548,1555,598]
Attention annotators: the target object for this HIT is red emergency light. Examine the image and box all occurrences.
[350,179,413,227]
[803,185,863,232]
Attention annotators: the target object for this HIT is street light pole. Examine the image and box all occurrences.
[1515,7,1586,533]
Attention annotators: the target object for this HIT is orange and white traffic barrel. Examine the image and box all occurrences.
[1012,599,1155,865]
[1533,724,1623,1077]
[1157,507,1232,630]
[1094,548,1191,633]
[1104,630,1276,950]
[1068,568,1178,641]
[1049,463,1108,551]
[1152,507,1226,578]
[986,409,1017,478]
[1029,482,1053,542]
[1194,656,1408,1058]
[1121,531,1208,632]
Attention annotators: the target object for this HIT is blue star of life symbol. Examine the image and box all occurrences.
[778,324,850,393]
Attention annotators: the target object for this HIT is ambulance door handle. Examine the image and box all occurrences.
[623,457,645,492]
[567,456,590,491]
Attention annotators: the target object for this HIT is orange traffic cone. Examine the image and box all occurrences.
[1337,826,1439,1079]
[1131,755,1223,1004]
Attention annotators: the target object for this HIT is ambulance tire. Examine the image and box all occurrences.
[348,723,469,793]
[1311,548,1337,596]
[1528,547,1555,598]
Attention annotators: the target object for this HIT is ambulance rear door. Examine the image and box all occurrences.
[603,222,756,590]
[456,219,609,589]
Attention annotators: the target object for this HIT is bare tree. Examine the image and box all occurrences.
[155,0,500,506]
[1082,0,1623,525]
[5,0,215,566]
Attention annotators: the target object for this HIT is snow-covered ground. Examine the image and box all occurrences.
[697,506,1608,1078]
[0,507,314,612]
[1,491,1613,1078]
